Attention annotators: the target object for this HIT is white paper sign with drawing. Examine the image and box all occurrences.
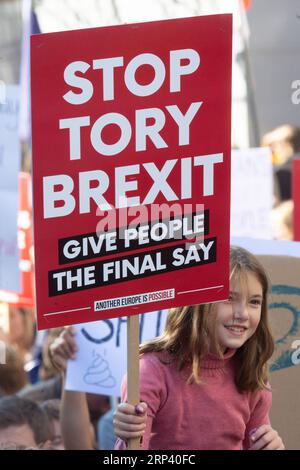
[66,310,168,397]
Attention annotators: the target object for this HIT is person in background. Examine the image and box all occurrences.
[262,124,300,203]
[41,399,64,450]
[46,331,109,449]
[39,329,64,381]
[8,306,36,361]
[97,400,118,450]
[271,199,294,241]
[0,345,28,396]
[18,328,63,403]
[0,396,51,449]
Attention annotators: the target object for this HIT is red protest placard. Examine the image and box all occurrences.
[293,158,300,241]
[31,15,232,330]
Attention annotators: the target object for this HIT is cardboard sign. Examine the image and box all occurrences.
[259,255,300,451]
[293,158,300,241]
[231,148,273,239]
[66,310,168,397]
[31,15,232,330]
[233,237,300,450]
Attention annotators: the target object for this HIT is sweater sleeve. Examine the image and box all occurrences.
[115,353,167,450]
[242,386,272,450]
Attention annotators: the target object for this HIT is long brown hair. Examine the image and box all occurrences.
[140,246,274,392]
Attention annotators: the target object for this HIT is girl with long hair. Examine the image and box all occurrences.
[113,246,284,450]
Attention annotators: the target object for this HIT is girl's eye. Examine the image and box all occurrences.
[250,299,262,306]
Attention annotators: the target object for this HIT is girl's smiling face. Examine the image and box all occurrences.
[213,271,263,353]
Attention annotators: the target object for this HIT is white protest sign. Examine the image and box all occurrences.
[231,148,273,239]
[0,85,21,292]
[66,310,168,397]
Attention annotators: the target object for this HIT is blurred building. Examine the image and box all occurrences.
[248,0,300,136]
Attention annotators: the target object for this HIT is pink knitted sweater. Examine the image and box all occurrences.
[116,348,272,450]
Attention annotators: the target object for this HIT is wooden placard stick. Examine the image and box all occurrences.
[127,314,140,450]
